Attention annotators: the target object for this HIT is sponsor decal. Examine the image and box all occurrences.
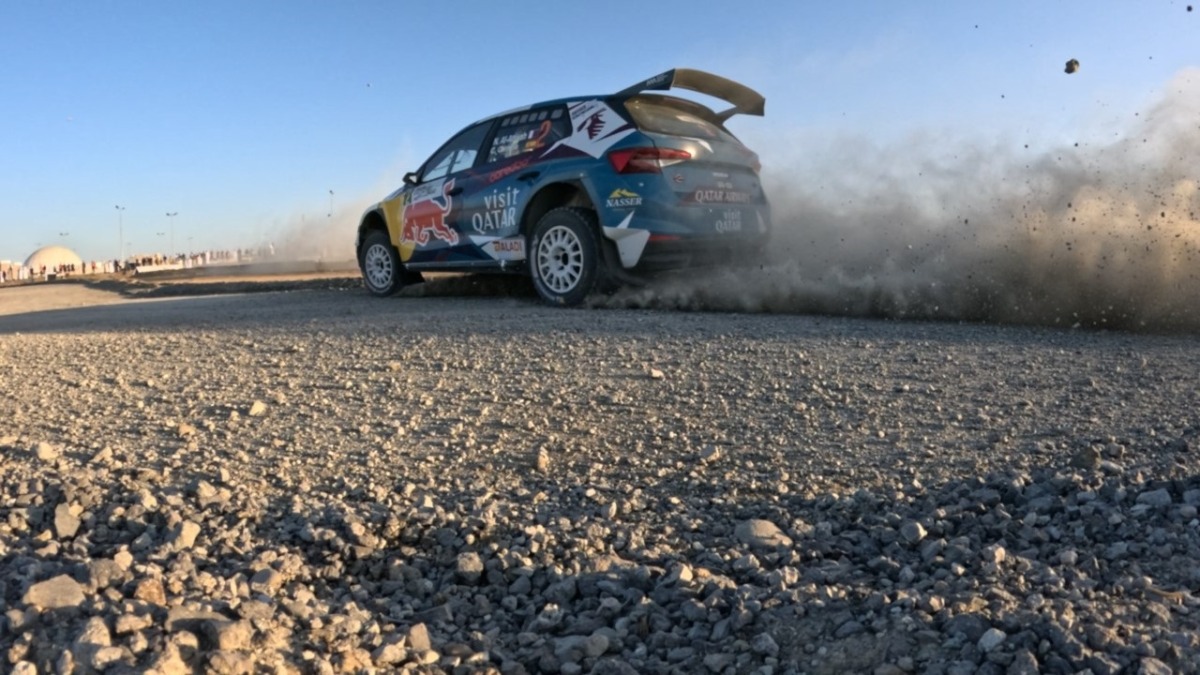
[645,72,673,88]
[715,209,743,233]
[672,173,685,184]
[605,188,642,208]
[542,100,635,159]
[492,239,522,254]
[468,235,526,262]
[485,156,532,184]
[569,100,604,123]
[473,186,521,234]
[401,178,459,248]
[577,111,605,139]
[692,188,752,204]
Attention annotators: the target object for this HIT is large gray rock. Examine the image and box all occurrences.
[33,441,59,462]
[900,520,927,544]
[87,559,126,591]
[173,520,202,550]
[406,622,432,652]
[54,503,81,539]
[73,616,127,672]
[23,574,85,610]
[735,519,792,549]
[203,619,253,651]
[455,551,484,585]
[1137,488,1173,507]
[166,606,232,633]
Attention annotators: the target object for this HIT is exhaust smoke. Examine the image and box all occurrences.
[600,69,1200,333]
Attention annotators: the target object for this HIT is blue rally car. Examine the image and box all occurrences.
[355,68,770,306]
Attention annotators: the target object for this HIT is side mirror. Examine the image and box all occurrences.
[403,171,418,185]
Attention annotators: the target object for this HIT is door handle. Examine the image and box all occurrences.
[517,171,540,182]
[447,187,464,196]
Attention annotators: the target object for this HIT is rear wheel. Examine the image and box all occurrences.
[530,207,606,306]
[359,230,409,296]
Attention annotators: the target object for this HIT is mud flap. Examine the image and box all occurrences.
[597,231,647,288]
[601,213,651,269]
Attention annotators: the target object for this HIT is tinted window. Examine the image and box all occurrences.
[485,106,571,164]
[624,96,738,142]
[420,122,492,182]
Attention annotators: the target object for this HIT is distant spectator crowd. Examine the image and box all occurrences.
[0,246,277,285]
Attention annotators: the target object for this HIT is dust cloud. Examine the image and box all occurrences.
[264,197,371,265]
[601,69,1200,333]
[256,159,416,266]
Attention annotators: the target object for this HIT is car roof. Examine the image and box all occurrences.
[468,94,614,127]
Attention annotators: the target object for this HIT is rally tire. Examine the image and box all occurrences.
[359,230,405,297]
[529,207,606,307]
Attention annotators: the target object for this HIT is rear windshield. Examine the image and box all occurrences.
[623,95,738,143]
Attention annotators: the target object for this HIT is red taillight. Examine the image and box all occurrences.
[607,147,692,174]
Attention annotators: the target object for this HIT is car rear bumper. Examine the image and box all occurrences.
[599,202,771,270]
[630,232,770,272]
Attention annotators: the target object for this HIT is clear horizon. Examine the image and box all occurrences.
[1,1,1195,264]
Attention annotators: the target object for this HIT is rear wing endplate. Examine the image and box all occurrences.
[617,68,765,121]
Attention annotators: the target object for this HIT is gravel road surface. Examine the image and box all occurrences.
[1,280,1198,674]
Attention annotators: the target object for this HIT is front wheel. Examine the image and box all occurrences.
[359,230,406,296]
[529,207,606,307]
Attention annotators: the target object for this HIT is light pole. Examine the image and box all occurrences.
[166,212,178,260]
[114,205,126,263]
[328,189,334,218]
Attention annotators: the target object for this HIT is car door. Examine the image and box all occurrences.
[400,121,492,265]
[459,105,572,265]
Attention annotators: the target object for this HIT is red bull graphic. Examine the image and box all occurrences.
[402,178,459,247]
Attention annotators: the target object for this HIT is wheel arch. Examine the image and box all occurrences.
[357,209,390,257]
[520,181,597,238]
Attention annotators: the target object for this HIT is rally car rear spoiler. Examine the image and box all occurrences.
[617,68,766,121]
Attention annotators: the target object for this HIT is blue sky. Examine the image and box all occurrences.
[1,1,1195,263]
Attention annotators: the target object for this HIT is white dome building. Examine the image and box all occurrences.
[24,245,83,274]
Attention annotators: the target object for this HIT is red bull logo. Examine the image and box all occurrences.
[402,178,459,246]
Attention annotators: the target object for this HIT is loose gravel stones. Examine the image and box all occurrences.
[2,287,1200,673]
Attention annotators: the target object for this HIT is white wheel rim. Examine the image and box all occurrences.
[536,225,584,294]
[363,243,394,289]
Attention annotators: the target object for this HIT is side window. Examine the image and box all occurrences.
[422,153,455,182]
[485,106,570,164]
[420,122,492,182]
